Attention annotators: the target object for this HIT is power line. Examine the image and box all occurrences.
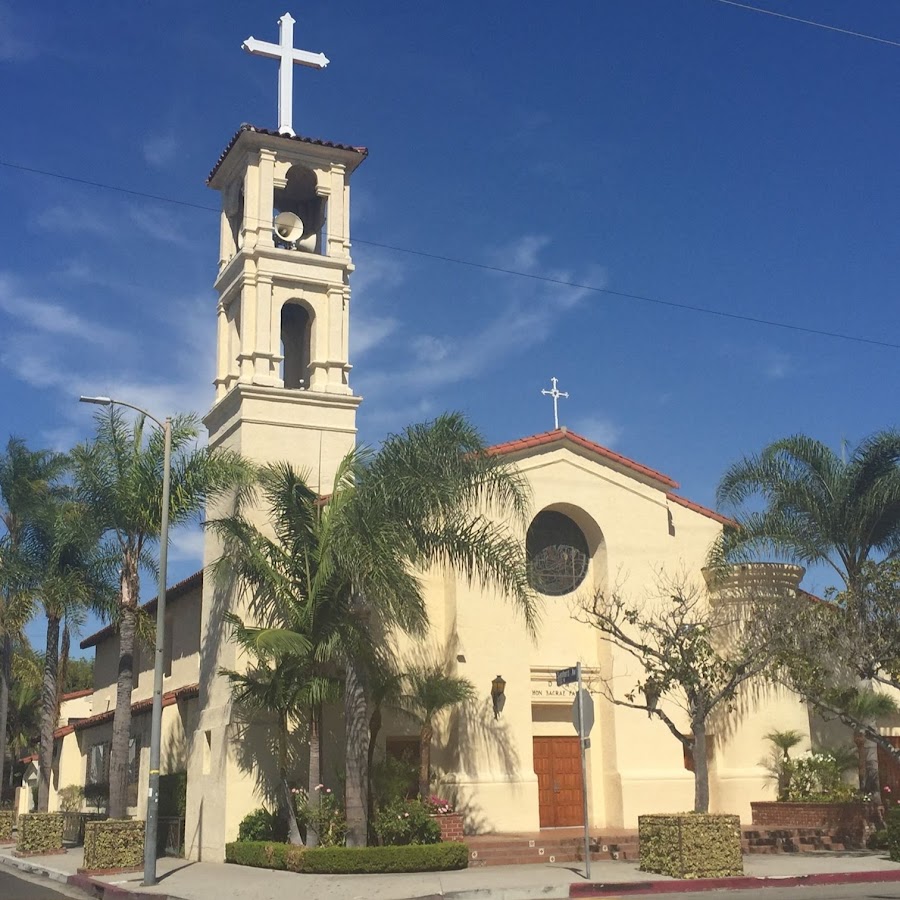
[2,158,899,351]
[708,0,900,50]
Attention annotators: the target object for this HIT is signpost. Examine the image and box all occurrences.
[556,662,593,879]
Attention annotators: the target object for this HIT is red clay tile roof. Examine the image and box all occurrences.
[53,684,199,740]
[80,570,203,650]
[488,428,680,489]
[208,124,368,184]
[665,492,736,527]
[60,688,93,702]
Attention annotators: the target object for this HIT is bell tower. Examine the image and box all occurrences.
[204,125,367,490]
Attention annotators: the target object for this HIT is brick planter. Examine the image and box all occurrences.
[80,820,145,873]
[16,813,65,856]
[0,810,14,843]
[431,813,464,842]
[750,802,875,849]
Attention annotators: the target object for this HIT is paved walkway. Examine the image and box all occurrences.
[3,846,900,900]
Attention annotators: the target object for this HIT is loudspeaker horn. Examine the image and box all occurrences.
[274,211,304,244]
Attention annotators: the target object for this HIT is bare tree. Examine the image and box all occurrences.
[581,572,791,812]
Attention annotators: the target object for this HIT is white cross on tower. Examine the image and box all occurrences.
[541,377,569,430]
[242,13,330,137]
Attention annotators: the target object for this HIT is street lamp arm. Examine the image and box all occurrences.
[79,395,166,431]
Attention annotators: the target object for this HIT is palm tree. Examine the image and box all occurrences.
[0,439,67,799]
[28,497,113,811]
[716,431,900,592]
[333,414,535,844]
[717,432,900,794]
[213,413,534,845]
[70,408,246,818]
[764,729,805,800]
[827,688,898,793]
[210,462,349,847]
[366,658,406,828]
[401,666,475,800]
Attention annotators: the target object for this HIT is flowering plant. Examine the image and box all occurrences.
[425,795,455,815]
[292,785,347,847]
[373,798,441,846]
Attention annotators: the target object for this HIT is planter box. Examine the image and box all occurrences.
[639,814,743,879]
[430,812,464,842]
[16,813,64,855]
[750,802,874,849]
[0,810,13,842]
[81,820,145,873]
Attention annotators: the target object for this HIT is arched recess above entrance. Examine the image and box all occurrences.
[526,502,607,599]
[280,298,316,390]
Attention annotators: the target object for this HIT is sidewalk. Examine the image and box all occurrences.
[3,846,900,900]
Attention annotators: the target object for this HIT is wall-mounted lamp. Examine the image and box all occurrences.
[491,674,506,719]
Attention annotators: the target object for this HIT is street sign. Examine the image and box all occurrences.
[556,666,578,687]
[572,688,595,736]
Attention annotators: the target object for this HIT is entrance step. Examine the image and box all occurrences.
[466,831,639,867]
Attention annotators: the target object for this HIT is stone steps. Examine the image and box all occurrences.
[467,834,639,867]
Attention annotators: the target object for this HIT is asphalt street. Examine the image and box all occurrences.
[620,885,900,900]
[0,868,87,900]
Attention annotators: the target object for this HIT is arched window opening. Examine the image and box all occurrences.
[526,510,590,596]
[281,302,312,389]
[273,165,326,254]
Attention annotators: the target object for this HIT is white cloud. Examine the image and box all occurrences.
[143,134,179,168]
[32,204,116,239]
[359,236,606,399]
[168,525,205,564]
[351,314,399,357]
[0,273,128,348]
[128,206,190,246]
[763,349,791,380]
[0,4,35,61]
[570,414,623,448]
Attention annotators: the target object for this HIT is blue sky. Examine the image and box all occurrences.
[2,1,899,648]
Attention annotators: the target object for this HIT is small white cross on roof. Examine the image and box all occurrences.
[242,13,330,137]
[541,377,569,430]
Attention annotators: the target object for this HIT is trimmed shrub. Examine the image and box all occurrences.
[300,843,468,873]
[237,807,287,843]
[373,799,441,846]
[886,807,900,862]
[639,813,743,879]
[58,785,85,813]
[225,841,304,871]
[17,813,64,854]
[82,820,145,871]
[0,810,13,841]
[225,840,468,873]
[158,773,187,817]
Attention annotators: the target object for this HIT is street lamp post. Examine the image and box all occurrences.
[80,396,172,887]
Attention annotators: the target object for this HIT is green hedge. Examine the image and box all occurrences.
[83,820,145,870]
[886,807,900,862]
[17,813,64,854]
[225,841,469,874]
[0,810,13,841]
[639,813,743,879]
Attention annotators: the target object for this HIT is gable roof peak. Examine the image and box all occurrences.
[487,428,679,489]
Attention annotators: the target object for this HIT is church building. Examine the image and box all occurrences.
[40,14,822,863]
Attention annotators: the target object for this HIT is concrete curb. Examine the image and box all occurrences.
[569,868,900,897]
[0,851,188,900]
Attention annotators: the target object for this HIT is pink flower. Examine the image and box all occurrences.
[886,786,893,794]
[325,788,332,794]
[314,784,324,791]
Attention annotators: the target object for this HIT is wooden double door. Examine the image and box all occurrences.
[533,736,584,828]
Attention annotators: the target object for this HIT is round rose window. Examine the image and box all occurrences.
[526,510,589,596]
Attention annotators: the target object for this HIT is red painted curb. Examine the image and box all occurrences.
[570,868,900,897]
[67,871,175,900]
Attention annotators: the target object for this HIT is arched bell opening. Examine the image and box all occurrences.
[281,301,313,389]
[273,164,326,254]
